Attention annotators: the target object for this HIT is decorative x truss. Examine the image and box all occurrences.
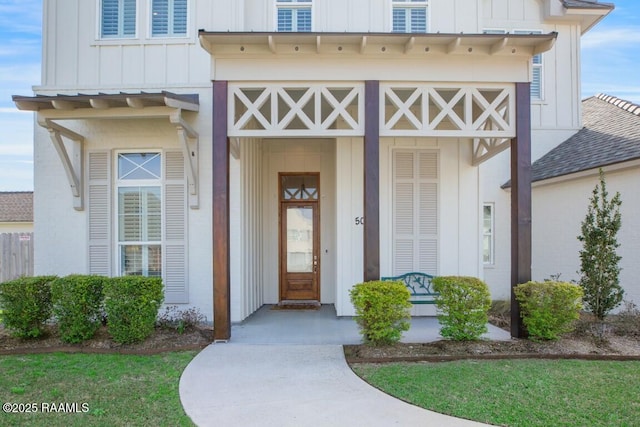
[381,84,516,139]
[229,83,364,137]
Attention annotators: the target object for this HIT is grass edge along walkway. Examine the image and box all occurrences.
[353,359,640,427]
[0,351,197,427]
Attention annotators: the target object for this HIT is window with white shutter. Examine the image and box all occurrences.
[117,152,163,278]
[392,150,439,275]
[484,28,544,100]
[151,0,188,37]
[101,0,137,38]
[88,151,112,275]
[276,0,312,32]
[163,151,188,303]
[392,0,428,33]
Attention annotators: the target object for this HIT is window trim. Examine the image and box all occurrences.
[275,0,314,32]
[483,202,495,265]
[99,0,139,40]
[483,28,545,101]
[391,0,429,34]
[115,150,165,278]
[149,0,190,39]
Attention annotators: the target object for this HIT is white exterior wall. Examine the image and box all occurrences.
[335,138,364,316]
[33,98,214,318]
[336,136,482,316]
[261,139,337,306]
[32,0,601,319]
[532,166,640,308]
[481,0,586,298]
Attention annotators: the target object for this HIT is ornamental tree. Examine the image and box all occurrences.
[577,169,623,320]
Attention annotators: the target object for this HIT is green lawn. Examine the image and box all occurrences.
[353,359,640,427]
[0,351,197,427]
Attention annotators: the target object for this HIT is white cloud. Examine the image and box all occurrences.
[582,27,640,49]
[0,63,40,85]
[0,0,42,35]
[0,40,40,58]
[0,107,31,114]
[0,163,34,191]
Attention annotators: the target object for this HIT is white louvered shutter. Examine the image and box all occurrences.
[164,151,188,303]
[152,0,187,36]
[393,150,438,275]
[102,0,136,38]
[88,151,112,275]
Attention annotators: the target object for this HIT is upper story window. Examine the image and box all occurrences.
[151,0,188,37]
[484,29,544,101]
[101,0,137,38]
[392,0,428,33]
[276,0,312,32]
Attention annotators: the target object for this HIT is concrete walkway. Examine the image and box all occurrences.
[180,306,506,426]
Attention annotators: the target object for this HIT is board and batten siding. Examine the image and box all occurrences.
[87,150,188,304]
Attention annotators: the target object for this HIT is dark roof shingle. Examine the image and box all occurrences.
[0,192,33,222]
[530,94,640,183]
[563,0,614,10]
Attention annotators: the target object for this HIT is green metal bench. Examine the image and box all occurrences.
[381,272,438,304]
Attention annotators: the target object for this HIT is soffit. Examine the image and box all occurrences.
[199,31,558,58]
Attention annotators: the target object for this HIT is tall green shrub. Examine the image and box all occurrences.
[350,280,412,346]
[577,169,624,320]
[103,276,164,344]
[0,276,56,338]
[433,276,491,341]
[51,275,107,343]
[515,281,583,341]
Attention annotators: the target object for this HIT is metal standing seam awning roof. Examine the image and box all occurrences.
[198,31,558,56]
[11,91,201,211]
[12,91,199,112]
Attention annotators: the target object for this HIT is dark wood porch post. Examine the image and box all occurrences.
[511,82,532,338]
[364,80,380,282]
[213,80,230,341]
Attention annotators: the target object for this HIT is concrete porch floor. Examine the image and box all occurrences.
[229,304,511,344]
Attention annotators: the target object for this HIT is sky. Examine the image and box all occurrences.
[0,0,639,192]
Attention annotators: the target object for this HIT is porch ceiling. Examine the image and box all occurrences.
[199,31,558,58]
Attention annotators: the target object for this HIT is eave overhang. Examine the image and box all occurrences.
[11,91,201,210]
[545,0,614,34]
[198,31,558,58]
[12,91,199,113]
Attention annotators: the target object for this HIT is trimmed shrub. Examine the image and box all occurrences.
[103,276,164,344]
[433,276,491,341]
[350,280,412,346]
[0,276,56,338]
[514,281,583,341]
[51,275,107,343]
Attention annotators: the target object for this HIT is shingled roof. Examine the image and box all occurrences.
[563,0,614,10]
[0,192,33,222]
[529,94,640,183]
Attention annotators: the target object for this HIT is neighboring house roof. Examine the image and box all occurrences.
[530,94,640,183]
[0,192,33,222]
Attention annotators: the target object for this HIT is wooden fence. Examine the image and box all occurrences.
[0,233,34,283]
